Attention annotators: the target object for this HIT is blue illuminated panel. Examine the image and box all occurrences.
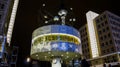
[51,25,80,38]
[33,25,80,38]
[51,42,80,53]
[31,41,80,54]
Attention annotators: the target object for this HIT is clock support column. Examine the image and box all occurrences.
[52,58,61,67]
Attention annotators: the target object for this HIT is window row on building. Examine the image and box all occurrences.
[81,37,88,43]
[103,55,118,63]
[110,20,120,27]
[82,42,89,48]
[111,26,120,33]
[80,32,88,38]
[97,20,108,28]
[99,33,111,41]
[82,48,90,53]
[95,14,106,23]
[114,39,120,45]
[0,1,5,10]
[101,47,115,55]
[113,32,120,39]
[82,51,91,59]
[80,27,87,33]
[84,55,91,59]
[98,26,110,35]
[108,14,120,22]
[100,39,113,47]
[90,54,118,66]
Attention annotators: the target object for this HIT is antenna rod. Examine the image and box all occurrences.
[60,0,65,9]
[58,10,67,25]
[58,0,67,25]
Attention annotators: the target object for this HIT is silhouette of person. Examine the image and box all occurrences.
[108,64,112,67]
[103,63,106,67]
[117,63,120,67]
[81,59,90,67]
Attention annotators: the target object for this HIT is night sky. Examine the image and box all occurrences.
[10,0,120,67]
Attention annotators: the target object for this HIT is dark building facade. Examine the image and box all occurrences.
[0,0,19,67]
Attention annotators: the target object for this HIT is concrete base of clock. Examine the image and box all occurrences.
[52,58,61,67]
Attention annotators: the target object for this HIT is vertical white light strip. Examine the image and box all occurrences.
[86,11,99,58]
[7,0,19,45]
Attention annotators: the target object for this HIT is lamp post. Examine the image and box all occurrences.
[26,57,31,63]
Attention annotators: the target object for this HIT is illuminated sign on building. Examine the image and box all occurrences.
[86,11,99,58]
[7,0,19,45]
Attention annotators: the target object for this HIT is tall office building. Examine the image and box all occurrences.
[0,0,19,66]
[79,24,91,59]
[79,11,120,66]
[0,0,19,44]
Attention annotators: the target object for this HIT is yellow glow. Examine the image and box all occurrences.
[7,0,19,45]
[32,33,81,45]
[86,11,99,58]
[44,15,48,18]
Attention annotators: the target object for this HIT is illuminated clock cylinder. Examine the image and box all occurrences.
[31,25,81,61]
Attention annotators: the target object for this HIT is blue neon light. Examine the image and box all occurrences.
[51,42,80,53]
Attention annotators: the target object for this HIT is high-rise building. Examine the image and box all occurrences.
[79,24,91,59]
[0,0,19,45]
[79,11,120,66]
[0,0,19,66]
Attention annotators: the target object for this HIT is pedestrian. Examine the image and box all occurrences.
[103,63,106,67]
[108,64,112,67]
[81,59,90,67]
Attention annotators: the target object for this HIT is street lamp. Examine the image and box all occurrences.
[26,57,31,63]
